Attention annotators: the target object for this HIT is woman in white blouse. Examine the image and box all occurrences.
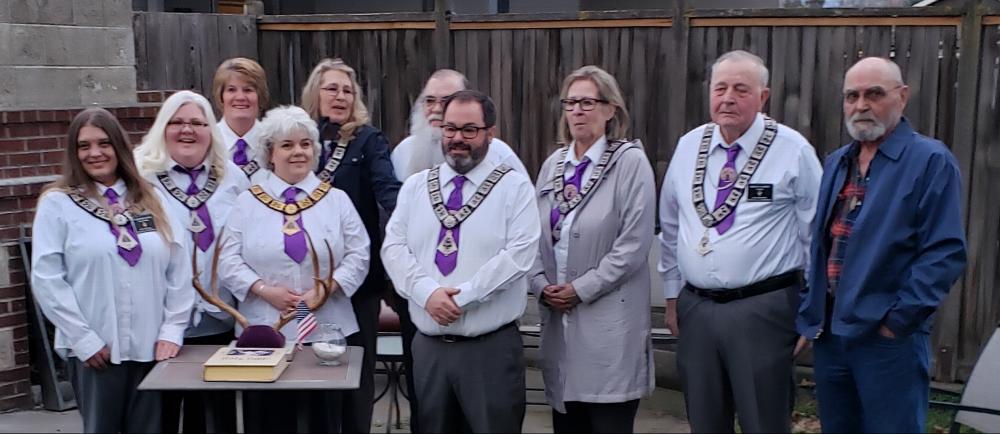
[30,108,192,433]
[218,105,370,432]
[213,57,270,185]
[134,90,248,433]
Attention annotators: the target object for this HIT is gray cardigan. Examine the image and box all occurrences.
[529,139,657,412]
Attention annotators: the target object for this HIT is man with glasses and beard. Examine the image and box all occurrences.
[383,90,540,433]
[392,69,528,182]
[797,57,967,433]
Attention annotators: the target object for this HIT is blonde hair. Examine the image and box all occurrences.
[255,105,321,171]
[557,65,631,145]
[42,108,173,242]
[212,57,270,116]
[300,58,370,143]
[134,91,228,180]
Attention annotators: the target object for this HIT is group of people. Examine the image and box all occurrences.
[28,48,966,434]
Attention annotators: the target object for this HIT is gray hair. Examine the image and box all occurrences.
[255,105,321,171]
[711,50,770,87]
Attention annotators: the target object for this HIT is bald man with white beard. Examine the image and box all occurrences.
[392,69,528,182]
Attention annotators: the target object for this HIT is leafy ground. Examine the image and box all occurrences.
[791,379,979,434]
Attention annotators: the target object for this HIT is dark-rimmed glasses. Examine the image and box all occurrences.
[442,124,488,139]
[561,97,609,111]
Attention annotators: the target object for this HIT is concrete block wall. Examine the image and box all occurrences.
[0,0,137,110]
[0,90,169,411]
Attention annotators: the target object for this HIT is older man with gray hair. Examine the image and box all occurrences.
[658,50,822,432]
[392,69,528,181]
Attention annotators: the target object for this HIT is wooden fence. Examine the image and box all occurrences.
[132,5,999,382]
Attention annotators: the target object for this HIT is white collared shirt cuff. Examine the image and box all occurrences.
[664,279,683,299]
[452,282,476,308]
[411,277,440,308]
[73,332,106,362]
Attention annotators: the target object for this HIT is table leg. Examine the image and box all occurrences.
[236,390,244,434]
[205,393,217,433]
[297,394,308,433]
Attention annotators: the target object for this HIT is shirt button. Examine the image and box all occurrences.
[572,232,580,238]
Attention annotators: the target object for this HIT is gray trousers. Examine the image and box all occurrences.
[67,357,161,433]
[676,283,799,433]
[413,324,526,433]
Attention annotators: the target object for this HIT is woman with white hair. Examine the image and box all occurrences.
[218,105,371,432]
[300,58,401,432]
[133,90,250,432]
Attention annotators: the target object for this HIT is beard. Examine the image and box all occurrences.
[442,139,489,174]
[399,101,445,177]
[845,112,888,142]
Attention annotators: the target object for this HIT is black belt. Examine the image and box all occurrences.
[685,270,803,303]
[422,322,516,343]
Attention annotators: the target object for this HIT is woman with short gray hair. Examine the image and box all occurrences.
[530,65,657,433]
[218,105,371,433]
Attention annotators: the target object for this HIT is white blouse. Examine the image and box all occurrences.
[218,119,269,186]
[30,180,193,363]
[218,172,371,341]
[148,158,251,337]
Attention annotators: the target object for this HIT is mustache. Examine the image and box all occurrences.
[849,113,878,123]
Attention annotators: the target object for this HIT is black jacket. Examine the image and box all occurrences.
[317,118,401,298]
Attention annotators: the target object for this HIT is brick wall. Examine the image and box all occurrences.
[0,90,170,411]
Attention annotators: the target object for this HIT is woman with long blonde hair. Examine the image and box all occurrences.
[30,108,192,433]
[300,58,401,433]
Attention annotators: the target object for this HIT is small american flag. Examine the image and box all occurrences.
[295,300,317,343]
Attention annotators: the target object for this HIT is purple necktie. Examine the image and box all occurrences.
[282,187,307,263]
[434,176,466,276]
[233,138,249,166]
[104,189,142,266]
[174,166,215,251]
[549,157,591,243]
[713,144,741,235]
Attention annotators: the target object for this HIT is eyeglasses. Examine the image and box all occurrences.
[843,85,904,104]
[442,124,488,139]
[561,97,609,111]
[166,119,210,130]
[321,86,354,96]
[423,96,448,108]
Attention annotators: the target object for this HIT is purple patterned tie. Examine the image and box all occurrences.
[174,166,215,251]
[549,157,591,243]
[434,176,466,276]
[233,138,249,166]
[713,144,741,235]
[104,189,142,266]
[282,187,307,263]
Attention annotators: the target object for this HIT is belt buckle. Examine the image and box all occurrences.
[441,335,458,343]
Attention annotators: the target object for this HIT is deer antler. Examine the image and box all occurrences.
[191,227,249,328]
[273,233,336,330]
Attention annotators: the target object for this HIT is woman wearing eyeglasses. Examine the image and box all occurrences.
[30,108,192,433]
[299,58,401,433]
[133,90,250,433]
[529,65,657,433]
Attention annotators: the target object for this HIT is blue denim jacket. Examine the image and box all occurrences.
[797,118,967,340]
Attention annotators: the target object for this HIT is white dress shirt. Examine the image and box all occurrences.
[554,136,608,284]
[391,136,529,182]
[658,113,822,298]
[149,158,251,337]
[217,119,269,185]
[218,172,370,341]
[30,180,193,363]
[382,159,541,337]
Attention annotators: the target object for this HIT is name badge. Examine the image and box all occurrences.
[133,214,157,233]
[747,184,773,202]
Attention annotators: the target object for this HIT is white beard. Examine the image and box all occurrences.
[401,102,445,177]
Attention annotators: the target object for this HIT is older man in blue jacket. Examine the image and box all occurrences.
[797,57,967,433]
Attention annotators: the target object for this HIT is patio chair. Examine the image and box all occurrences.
[929,322,1000,433]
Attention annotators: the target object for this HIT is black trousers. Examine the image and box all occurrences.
[552,400,641,434]
[243,390,343,434]
[68,358,160,433]
[385,289,420,433]
[161,330,236,433]
[342,286,380,433]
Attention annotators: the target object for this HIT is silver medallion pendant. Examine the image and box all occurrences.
[563,183,579,201]
[437,229,458,256]
[189,210,206,233]
[697,231,713,256]
[185,196,200,208]
[443,215,458,229]
[112,213,129,227]
[117,230,139,250]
